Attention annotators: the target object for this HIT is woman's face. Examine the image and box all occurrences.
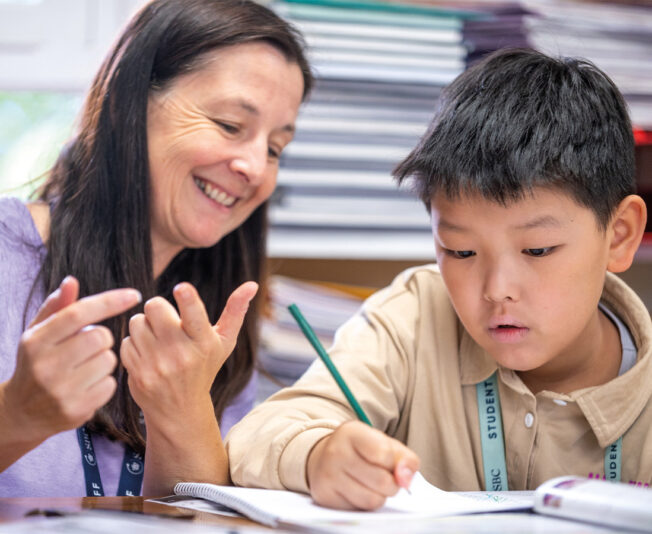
[147,41,304,277]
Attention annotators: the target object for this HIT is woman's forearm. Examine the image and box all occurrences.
[141,398,228,496]
[0,382,44,473]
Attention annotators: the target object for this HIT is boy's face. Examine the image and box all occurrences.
[430,187,613,379]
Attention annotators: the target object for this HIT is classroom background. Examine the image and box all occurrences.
[1,0,650,403]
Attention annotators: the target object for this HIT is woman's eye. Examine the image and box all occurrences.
[268,146,280,159]
[524,246,555,257]
[215,121,239,134]
[446,249,476,259]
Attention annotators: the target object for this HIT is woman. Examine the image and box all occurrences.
[0,0,312,497]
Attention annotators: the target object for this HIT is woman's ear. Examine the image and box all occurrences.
[607,194,648,273]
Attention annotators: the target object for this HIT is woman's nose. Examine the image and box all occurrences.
[229,140,268,185]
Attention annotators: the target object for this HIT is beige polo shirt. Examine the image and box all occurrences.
[227,265,652,492]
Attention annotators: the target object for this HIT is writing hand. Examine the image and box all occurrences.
[306,420,420,510]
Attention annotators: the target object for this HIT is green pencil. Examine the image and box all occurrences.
[288,303,372,426]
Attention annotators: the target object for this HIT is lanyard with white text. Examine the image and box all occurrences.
[476,372,622,491]
[77,426,144,496]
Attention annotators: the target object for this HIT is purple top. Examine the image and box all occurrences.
[0,197,256,496]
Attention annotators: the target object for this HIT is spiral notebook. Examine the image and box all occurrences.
[172,472,530,528]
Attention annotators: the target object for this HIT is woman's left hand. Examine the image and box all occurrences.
[121,281,258,426]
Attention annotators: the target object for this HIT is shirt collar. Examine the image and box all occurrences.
[458,272,652,448]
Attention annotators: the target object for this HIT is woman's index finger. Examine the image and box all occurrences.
[39,288,142,343]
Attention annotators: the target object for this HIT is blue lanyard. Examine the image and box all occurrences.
[76,426,144,496]
[476,372,622,491]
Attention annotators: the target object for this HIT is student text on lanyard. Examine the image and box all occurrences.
[77,426,144,496]
[476,372,622,491]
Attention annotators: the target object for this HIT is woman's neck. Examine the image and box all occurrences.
[26,201,51,244]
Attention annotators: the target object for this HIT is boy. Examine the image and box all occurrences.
[226,48,651,510]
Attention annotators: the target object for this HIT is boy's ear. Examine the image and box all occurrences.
[606,194,648,273]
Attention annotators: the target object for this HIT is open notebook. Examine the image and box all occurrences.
[171,472,531,528]
[164,474,652,533]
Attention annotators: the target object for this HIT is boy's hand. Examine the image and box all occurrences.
[306,421,420,510]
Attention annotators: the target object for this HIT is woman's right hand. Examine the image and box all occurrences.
[0,276,141,467]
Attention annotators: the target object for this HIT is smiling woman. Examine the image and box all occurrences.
[146,42,304,277]
[0,0,312,498]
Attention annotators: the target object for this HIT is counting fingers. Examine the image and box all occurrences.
[173,283,212,341]
[37,288,142,345]
[213,281,258,342]
[74,349,119,392]
[29,276,79,328]
[56,325,114,369]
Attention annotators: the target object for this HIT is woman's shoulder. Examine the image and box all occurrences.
[0,196,47,248]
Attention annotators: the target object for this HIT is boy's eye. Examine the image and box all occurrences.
[523,246,555,257]
[446,249,476,259]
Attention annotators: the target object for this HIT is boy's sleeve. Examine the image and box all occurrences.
[225,278,419,493]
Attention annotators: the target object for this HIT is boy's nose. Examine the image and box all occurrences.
[482,265,519,303]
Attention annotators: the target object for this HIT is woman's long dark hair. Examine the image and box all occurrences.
[31,0,313,453]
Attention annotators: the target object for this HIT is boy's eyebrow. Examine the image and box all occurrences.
[436,214,563,232]
[436,218,467,232]
[514,215,563,230]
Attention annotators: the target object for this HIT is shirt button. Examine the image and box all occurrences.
[553,399,568,406]
[524,412,535,428]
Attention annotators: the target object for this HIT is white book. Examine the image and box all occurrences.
[312,63,461,85]
[310,49,465,71]
[305,34,467,59]
[283,141,410,162]
[532,476,652,533]
[295,20,463,44]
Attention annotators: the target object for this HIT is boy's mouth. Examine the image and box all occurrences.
[488,317,529,342]
[488,323,529,343]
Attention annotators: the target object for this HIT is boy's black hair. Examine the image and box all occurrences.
[393,48,635,230]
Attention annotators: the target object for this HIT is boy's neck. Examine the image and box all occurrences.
[516,309,622,395]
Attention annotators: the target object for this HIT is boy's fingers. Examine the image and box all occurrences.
[173,283,212,341]
[213,282,258,343]
[345,455,399,498]
[29,276,79,327]
[337,473,388,511]
[40,288,142,343]
[394,458,418,490]
[351,426,419,485]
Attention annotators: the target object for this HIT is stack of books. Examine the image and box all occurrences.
[268,0,530,262]
[521,0,652,231]
[257,276,366,401]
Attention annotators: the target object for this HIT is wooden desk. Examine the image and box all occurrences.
[0,496,626,534]
[0,496,265,529]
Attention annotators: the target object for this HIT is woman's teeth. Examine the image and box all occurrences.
[194,178,236,207]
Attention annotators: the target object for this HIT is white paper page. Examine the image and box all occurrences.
[174,472,531,527]
[381,472,531,515]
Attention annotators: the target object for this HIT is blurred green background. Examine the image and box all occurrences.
[0,91,81,198]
